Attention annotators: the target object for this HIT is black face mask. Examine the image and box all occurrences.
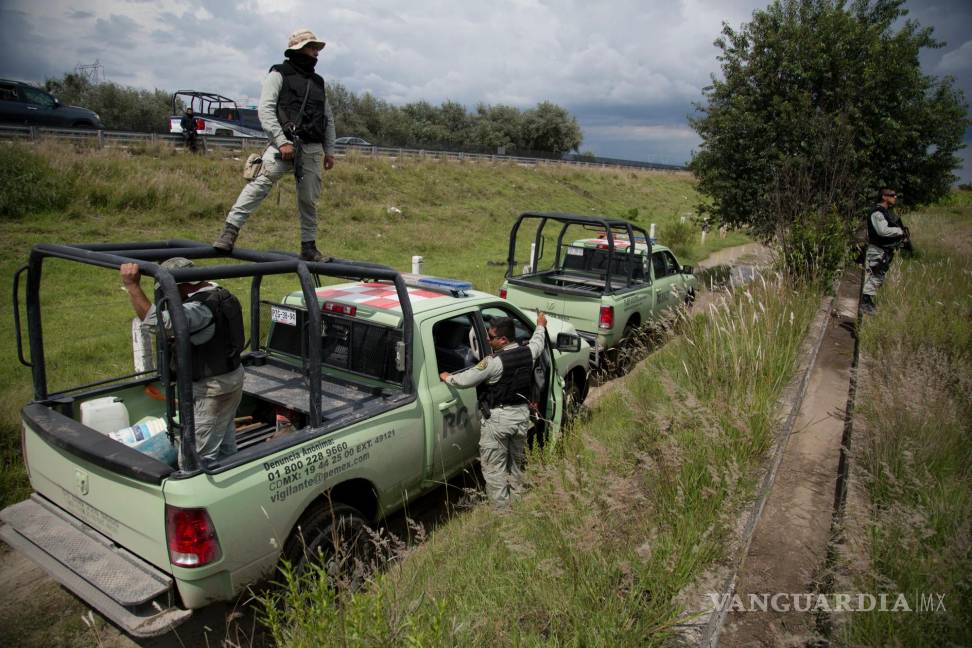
[286,51,318,74]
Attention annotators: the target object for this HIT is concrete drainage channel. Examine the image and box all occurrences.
[674,267,864,647]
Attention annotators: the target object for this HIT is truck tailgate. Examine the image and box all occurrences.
[20,404,172,572]
[505,282,602,334]
[0,495,191,637]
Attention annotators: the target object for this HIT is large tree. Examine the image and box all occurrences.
[690,0,969,241]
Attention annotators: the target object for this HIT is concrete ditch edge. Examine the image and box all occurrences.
[673,287,838,647]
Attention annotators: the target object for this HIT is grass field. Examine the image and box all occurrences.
[837,192,972,647]
[0,139,745,510]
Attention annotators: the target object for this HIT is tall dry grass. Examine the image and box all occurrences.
[839,200,972,647]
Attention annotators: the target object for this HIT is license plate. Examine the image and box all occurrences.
[270,306,297,326]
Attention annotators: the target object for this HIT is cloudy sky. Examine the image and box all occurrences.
[1,0,969,179]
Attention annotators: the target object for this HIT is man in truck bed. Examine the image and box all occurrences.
[439,312,548,506]
[120,258,244,466]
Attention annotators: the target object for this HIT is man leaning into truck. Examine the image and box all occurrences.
[212,28,336,262]
[120,258,245,468]
[439,313,547,507]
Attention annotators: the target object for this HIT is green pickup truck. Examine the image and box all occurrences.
[500,212,697,362]
[1,241,590,637]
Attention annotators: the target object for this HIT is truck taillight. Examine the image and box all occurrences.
[499,287,507,299]
[165,505,221,568]
[323,301,356,316]
[194,118,205,130]
[598,306,614,330]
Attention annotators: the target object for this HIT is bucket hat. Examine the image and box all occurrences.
[285,28,325,54]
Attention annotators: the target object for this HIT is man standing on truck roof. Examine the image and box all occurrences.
[212,28,336,262]
[120,258,245,468]
[439,313,548,507]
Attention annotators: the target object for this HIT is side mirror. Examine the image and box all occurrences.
[555,332,582,353]
[682,265,694,275]
[53,97,60,107]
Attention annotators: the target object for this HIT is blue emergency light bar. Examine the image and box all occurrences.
[400,273,473,297]
[417,276,473,296]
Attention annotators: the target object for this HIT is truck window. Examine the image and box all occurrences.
[651,252,669,279]
[662,251,680,274]
[263,303,404,383]
[480,306,532,344]
[432,314,481,373]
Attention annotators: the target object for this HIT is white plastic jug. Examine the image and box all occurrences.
[110,417,167,446]
[80,397,130,435]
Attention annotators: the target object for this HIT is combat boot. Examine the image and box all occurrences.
[213,223,240,252]
[860,293,877,315]
[300,241,334,263]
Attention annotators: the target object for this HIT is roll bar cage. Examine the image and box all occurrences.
[505,211,652,294]
[18,240,415,473]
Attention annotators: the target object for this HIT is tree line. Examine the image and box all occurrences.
[41,73,583,157]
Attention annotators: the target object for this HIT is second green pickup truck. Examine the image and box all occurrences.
[500,212,697,362]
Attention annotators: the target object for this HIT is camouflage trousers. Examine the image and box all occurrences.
[863,245,894,297]
[479,404,531,507]
[225,142,324,242]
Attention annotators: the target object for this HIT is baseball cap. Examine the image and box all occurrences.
[156,257,197,287]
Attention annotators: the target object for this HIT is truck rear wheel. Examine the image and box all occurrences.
[282,502,374,589]
[563,371,585,425]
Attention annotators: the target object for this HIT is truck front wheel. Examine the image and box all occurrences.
[282,502,374,588]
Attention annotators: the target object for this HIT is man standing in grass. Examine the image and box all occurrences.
[862,188,908,315]
[213,28,336,262]
[439,313,547,507]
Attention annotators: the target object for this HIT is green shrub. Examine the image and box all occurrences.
[0,144,74,219]
[659,218,695,258]
[779,210,849,286]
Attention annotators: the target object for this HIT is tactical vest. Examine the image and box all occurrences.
[478,345,534,409]
[867,205,904,248]
[270,62,328,144]
[183,288,245,382]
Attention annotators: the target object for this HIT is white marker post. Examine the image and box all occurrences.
[411,255,424,275]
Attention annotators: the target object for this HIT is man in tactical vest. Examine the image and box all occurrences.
[863,188,909,315]
[180,107,199,153]
[439,313,548,506]
[213,28,337,262]
[120,258,245,468]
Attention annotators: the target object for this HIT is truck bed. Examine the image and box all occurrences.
[510,270,630,294]
[243,361,394,423]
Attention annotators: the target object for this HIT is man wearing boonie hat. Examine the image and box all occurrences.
[120,258,245,468]
[214,28,337,262]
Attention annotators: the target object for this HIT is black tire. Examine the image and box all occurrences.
[615,322,638,375]
[685,288,696,306]
[563,372,585,425]
[282,502,374,588]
